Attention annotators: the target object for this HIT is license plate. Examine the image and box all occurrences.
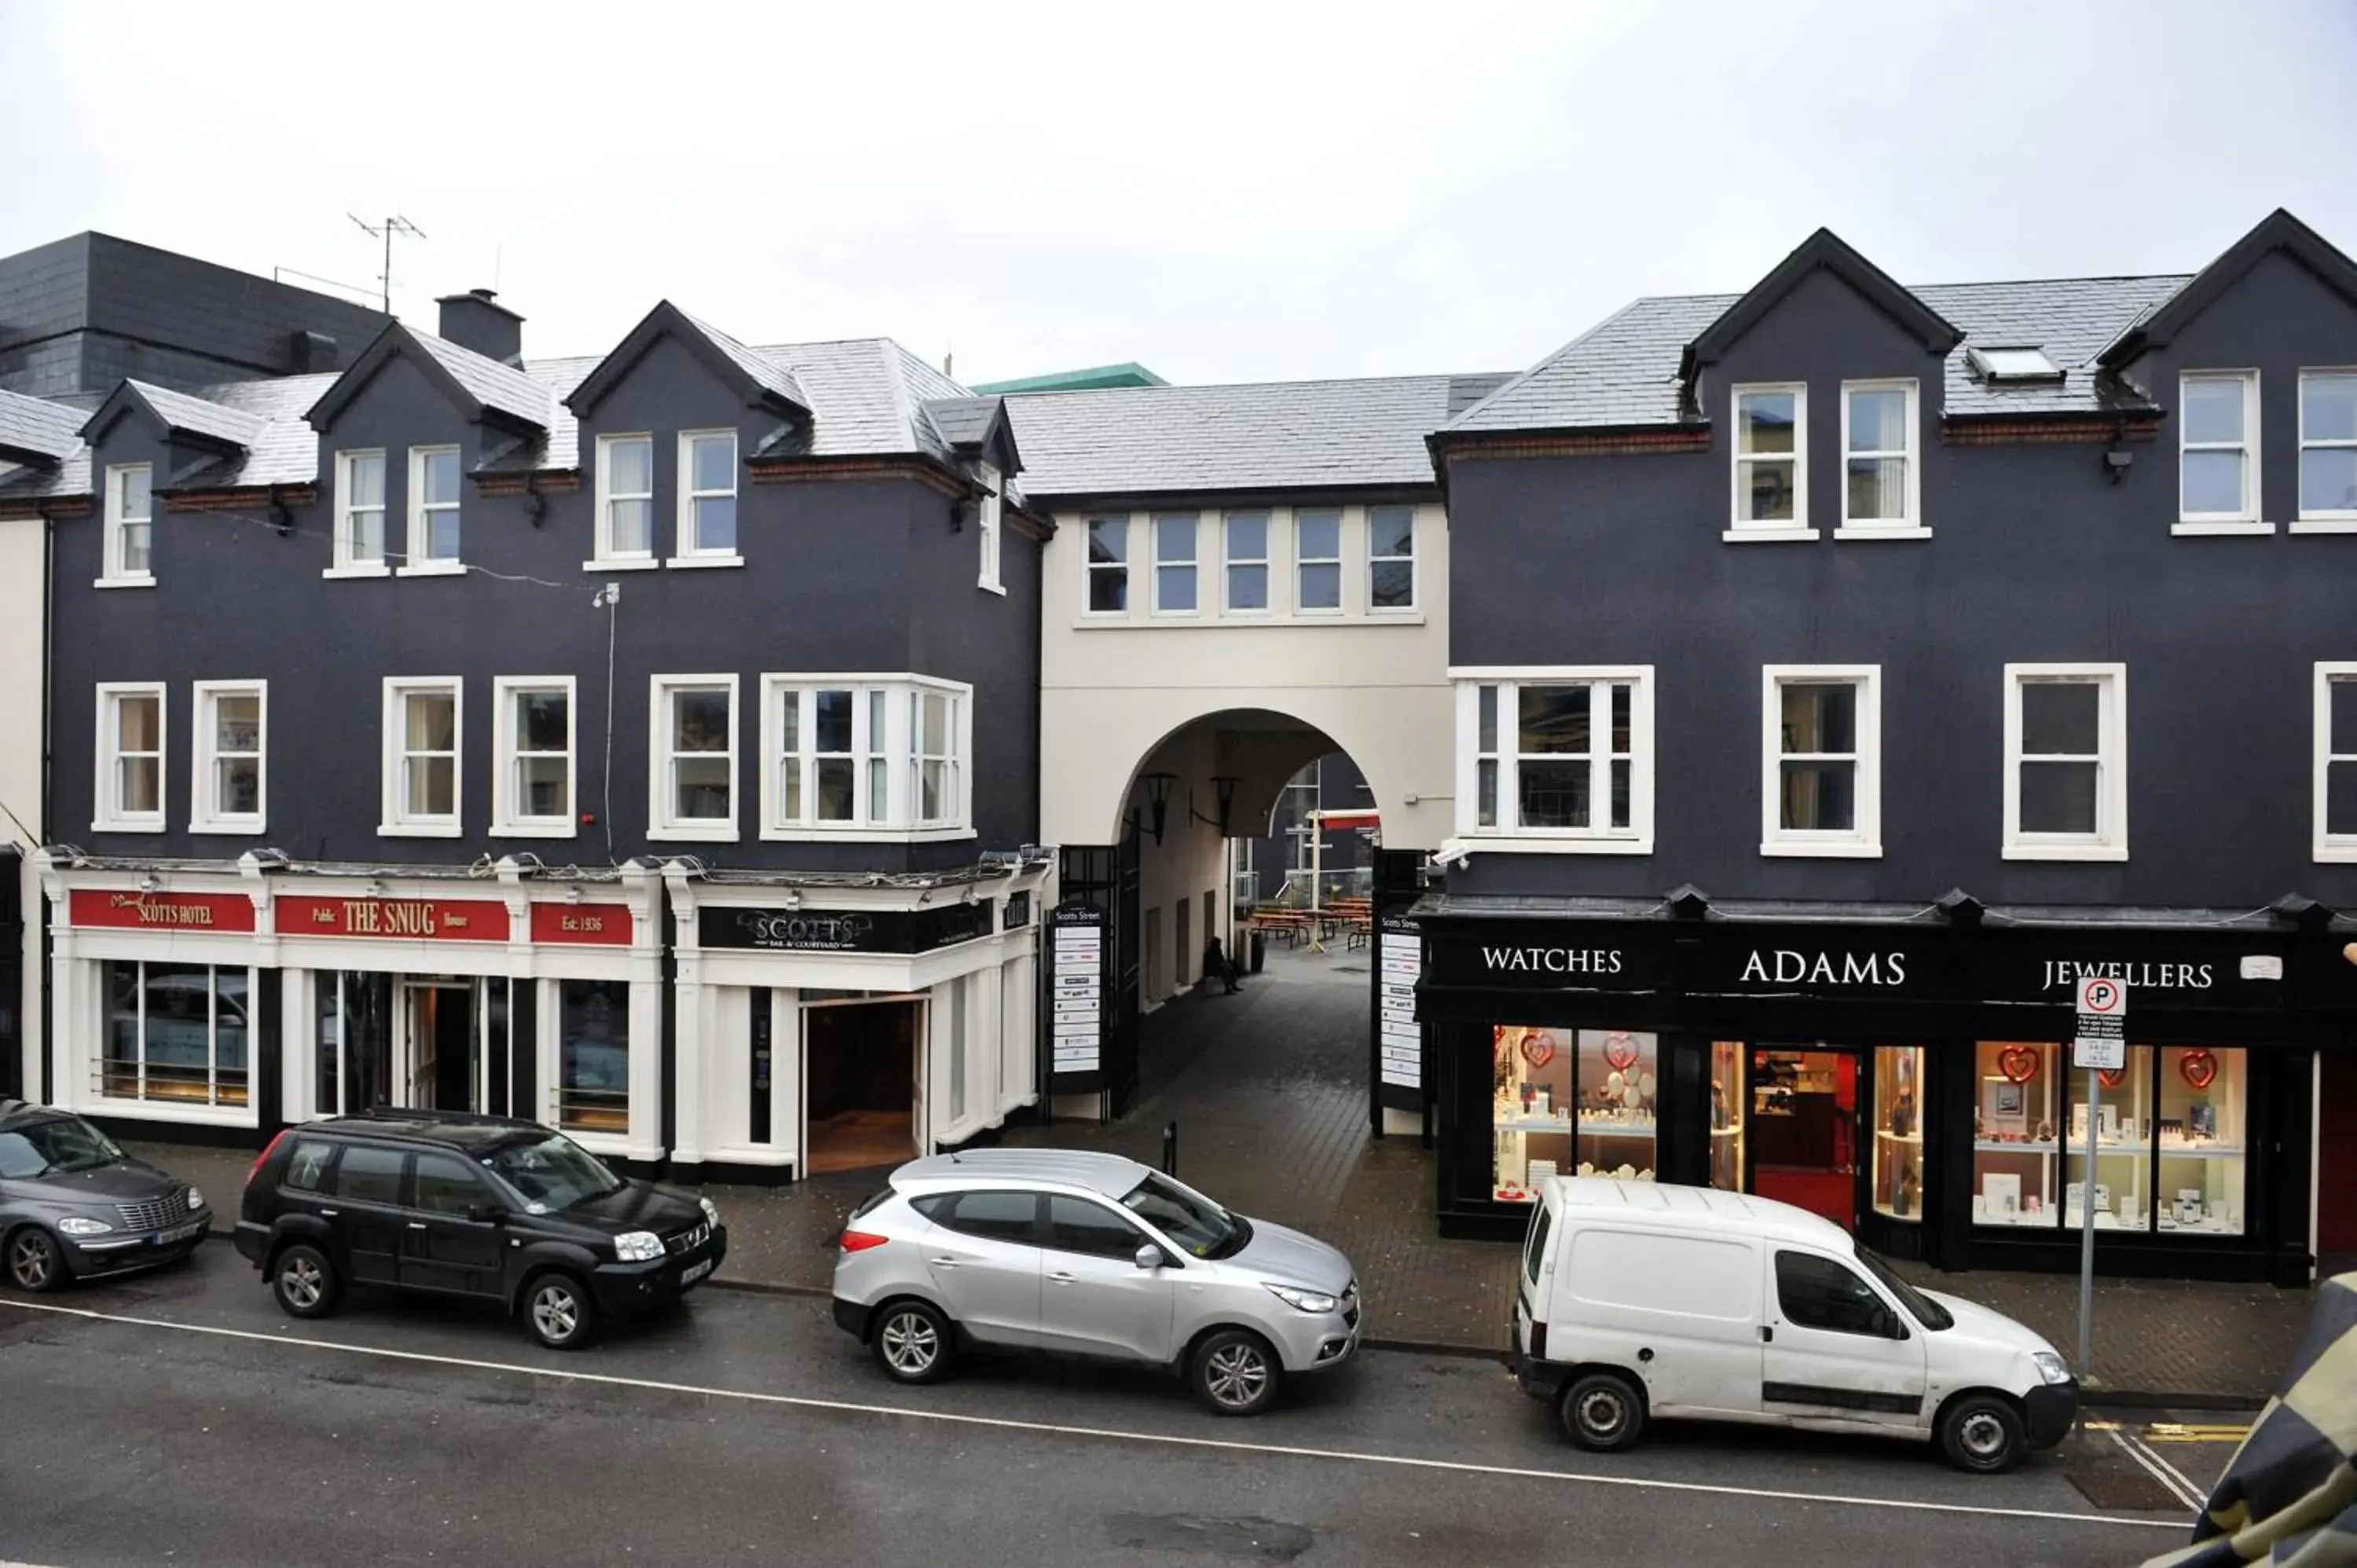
[156,1221,203,1245]
[680,1258,713,1288]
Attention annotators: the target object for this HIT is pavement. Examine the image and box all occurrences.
[117,943,2318,1406]
[0,1242,2216,1566]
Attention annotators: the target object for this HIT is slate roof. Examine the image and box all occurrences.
[1006,374,1491,500]
[113,379,266,449]
[921,396,1000,449]
[678,309,811,412]
[0,387,86,463]
[1446,274,2198,437]
[404,327,555,430]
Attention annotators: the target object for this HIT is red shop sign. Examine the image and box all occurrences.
[277,895,510,943]
[68,889,256,934]
[530,903,632,947]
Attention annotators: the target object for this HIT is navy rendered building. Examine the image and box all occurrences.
[0,255,1051,1180]
[1419,210,2357,1282]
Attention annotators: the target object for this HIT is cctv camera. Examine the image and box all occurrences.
[1428,839,1474,871]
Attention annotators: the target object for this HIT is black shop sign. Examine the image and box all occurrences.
[700,901,990,954]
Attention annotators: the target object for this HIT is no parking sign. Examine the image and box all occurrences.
[2072,976,2127,1069]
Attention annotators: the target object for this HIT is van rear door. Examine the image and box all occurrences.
[1557,1226,1764,1419]
[1514,1196,1555,1359]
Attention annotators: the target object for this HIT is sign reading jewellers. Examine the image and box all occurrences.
[698,901,991,954]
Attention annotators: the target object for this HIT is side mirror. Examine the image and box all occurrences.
[1135,1244,1164,1271]
[467,1202,503,1224]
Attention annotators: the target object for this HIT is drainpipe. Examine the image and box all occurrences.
[35,500,54,1105]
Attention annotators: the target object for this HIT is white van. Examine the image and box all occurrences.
[1512,1177,2079,1472]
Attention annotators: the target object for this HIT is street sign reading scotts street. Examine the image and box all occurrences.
[2072,976,2127,1069]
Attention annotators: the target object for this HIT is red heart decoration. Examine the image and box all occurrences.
[1519,1035,1556,1069]
[1603,1034,1640,1072]
[2179,1050,2218,1091]
[1998,1046,2039,1084]
[2097,1067,2127,1090]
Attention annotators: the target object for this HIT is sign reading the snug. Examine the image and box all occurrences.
[68,889,256,933]
[277,895,509,943]
[698,901,990,954]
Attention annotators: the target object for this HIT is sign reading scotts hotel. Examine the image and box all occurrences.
[68,890,257,932]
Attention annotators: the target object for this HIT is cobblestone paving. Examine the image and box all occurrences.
[119,942,2317,1394]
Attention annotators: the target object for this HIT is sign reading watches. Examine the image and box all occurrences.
[1479,946,1624,976]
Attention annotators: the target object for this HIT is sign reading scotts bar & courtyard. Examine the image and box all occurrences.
[277,895,510,942]
[698,902,991,954]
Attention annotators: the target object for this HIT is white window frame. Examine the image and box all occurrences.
[2294,370,2357,532]
[1835,380,1925,538]
[328,449,390,578]
[399,445,465,575]
[1222,511,1270,616]
[380,677,464,837]
[93,681,166,833]
[976,462,1005,594]
[1367,504,1417,611]
[1760,665,1880,857]
[1728,383,1813,542]
[492,676,577,839]
[1294,507,1344,614]
[191,680,267,834]
[591,432,658,570]
[96,959,258,1111]
[672,429,743,567]
[649,674,738,841]
[758,674,973,841]
[2176,371,2267,534]
[2002,663,2127,862]
[1152,512,1199,616]
[1450,665,1655,853]
[100,463,155,587]
[2316,662,2357,863]
[1082,515,1131,618]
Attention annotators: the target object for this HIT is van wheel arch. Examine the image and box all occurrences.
[1556,1365,1649,1451]
[1932,1387,2029,1473]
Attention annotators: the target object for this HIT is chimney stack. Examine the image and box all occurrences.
[434,287,524,365]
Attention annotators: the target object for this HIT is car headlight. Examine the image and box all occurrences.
[1265,1283,1340,1314]
[614,1230,665,1262]
[2032,1350,2073,1386]
[699,1197,720,1229]
[57,1216,114,1237]
[186,1186,205,1211]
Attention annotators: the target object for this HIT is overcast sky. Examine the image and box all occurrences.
[4,2,2354,387]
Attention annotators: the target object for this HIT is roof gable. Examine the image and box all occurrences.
[2098,208,2357,368]
[0,387,87,467]
[919,396,1021,474]
[306,321,550,435]
[563,301,812,420]
[80,378,262,455]
[1681,229,1963,380]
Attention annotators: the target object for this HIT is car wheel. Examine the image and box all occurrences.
[1192,1329,1282,1416]
[523,1273,598,1351]
[871,1299,954,1384]
[1938,1394,2026,1474]
[1560,1371,1647,1451]
[271,1244,339,1319]
[4,1226,65,1293]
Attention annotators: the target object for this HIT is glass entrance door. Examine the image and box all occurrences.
[398,978,479,1113]
[1747,1046,1861,1229]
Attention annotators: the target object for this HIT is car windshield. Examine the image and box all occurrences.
[1857,1246,1953,1332]
[0,1116,125,1179]
[1120,1171,1248,1259]
[481,1134,624,1213]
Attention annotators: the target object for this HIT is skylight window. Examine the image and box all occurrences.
[1967,346,2064,383]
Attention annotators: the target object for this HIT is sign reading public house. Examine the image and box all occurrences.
[277,895,509,942]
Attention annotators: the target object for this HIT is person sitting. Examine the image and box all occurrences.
[1201,936,1242,995]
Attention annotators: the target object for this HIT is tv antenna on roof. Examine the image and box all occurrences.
[348,212,427,316]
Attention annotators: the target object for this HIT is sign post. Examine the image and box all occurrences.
[2071,976,2128,1379]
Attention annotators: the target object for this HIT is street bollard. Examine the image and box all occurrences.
[1162,1120,1178,1178]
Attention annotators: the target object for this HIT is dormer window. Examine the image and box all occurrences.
[2179,372,2260,529]
[405,445,463,572]
[1731,385,1807,537]
[101,463,154,585]
[329,451,388,577]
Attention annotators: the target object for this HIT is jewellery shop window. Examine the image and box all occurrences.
[1870,1046,1924,1221]
[1708,1039,1743,1192]
[1491,1026,1658,1203]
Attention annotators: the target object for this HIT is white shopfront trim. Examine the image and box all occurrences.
[663,863,1050,1178]
[36,853,664,1160]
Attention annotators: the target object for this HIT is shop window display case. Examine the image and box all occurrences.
[1708,1039,1743,1191]
[1871,1046,1925,1220]
[1973,1041,2062,1226]
[2155,1046,2246,1236]
[1491,1025,1657,1203]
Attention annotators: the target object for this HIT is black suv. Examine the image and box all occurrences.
[1,1099,208,1291]
[234,1111,726,1350]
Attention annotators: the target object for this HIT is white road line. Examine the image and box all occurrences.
[2108,1429,2207,1513]
[2123,1431,2210,1512]
[1,1298,2181,1533]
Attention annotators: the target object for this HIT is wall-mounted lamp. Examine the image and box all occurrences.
[137,874,161,894]
[2104,446,2132,485]
[564,883,584,905]
[783,888,802,911]
[1138,772,1177,844]
[524,485,548,526]
[267,492,294,537]
[1189,776,1241,836]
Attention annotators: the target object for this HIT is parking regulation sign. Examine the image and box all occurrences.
[2072,976,2128,1069]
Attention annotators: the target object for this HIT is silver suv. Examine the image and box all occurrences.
[830,1149,1360,1416]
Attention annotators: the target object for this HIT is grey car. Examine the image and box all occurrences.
[0,1100,209,1291]
[830,1149,1360,1416]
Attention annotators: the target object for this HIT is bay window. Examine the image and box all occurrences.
[651,676,736,838]
[762,676,971,837]
[1457,668,1654,850]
